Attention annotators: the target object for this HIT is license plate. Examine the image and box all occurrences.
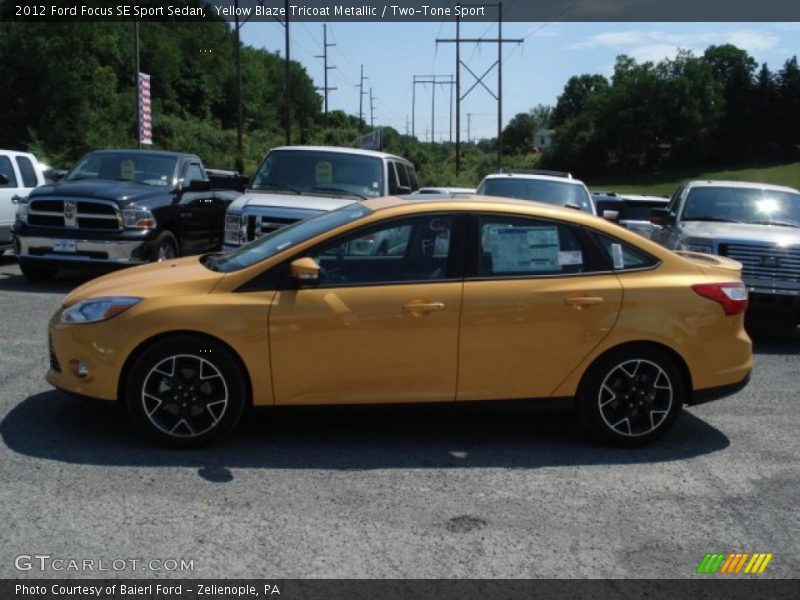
[53,239,77,253]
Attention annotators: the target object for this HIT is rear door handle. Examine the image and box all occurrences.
[403,301,445,313]
[564,296,604,308]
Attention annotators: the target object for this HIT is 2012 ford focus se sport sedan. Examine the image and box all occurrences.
[47,195,752,447]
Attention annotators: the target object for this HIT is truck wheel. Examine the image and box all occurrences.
[150,231,179,262]
[125,335,247,447]
[577,346,684,447]
[19,259,58,281]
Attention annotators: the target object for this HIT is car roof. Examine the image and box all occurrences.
[684,180,799,194]
[270,145,412,164]
[362,193,595,220]
[482,172,586,186]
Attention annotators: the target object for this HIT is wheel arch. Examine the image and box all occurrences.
[577,341,694,404]
[117,330,253,406]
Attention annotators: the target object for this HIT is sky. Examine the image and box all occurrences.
[240,21,800,141]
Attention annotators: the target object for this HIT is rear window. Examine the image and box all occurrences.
[479,177,594,213]
[593,232,659,270]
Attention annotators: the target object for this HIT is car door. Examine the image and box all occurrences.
[177,162,219,253]
[269,213,464,405]
[457,213,623,401]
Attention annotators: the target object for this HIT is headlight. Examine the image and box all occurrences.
[61,297,142,324]
[122,207,156,229]
[14,197,29,223]
[679,242,713,253]
[225,213,246,245]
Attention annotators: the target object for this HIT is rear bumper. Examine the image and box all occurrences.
[689,371,751,406]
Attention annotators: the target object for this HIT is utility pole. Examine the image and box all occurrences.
[357,64,368,130]
[315,23,337,125]
[437,2,522,172]
[467,112,472,143]
[411,74,455,142]
[284,0,291,145]
[372,89,377,129]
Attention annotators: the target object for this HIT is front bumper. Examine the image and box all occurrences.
[15,234,152,266]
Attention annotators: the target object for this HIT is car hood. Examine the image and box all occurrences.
[63,256,223,307]
[227,191,358,213]
[679,221,800,244]
[31,180,170,206]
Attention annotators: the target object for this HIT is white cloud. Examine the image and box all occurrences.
[569,28,780,58]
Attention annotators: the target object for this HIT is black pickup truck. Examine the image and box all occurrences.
[12,150,242,280]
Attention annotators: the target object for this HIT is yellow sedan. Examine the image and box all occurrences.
[47,195,752,447]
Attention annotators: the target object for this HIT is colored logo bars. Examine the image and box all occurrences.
[138,72,152,145]
[697,552,774,574]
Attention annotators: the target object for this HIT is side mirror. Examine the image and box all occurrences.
[396,185,412,195]
[290,257,321,286]
[650,208,673,226]
[49,169,68,182]
[602,209,620,221]
[0,173,8,186]
[186,178,212,192]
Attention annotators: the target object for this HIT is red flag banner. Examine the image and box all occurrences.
[138,72,152,145]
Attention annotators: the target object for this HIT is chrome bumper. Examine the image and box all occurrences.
[16,235,148,264]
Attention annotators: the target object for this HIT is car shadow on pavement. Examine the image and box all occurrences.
[1,391,730,480]
[0,266,101,294]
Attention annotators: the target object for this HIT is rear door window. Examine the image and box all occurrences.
[15,156,38,188]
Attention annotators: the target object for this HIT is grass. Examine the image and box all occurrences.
[587,161,800,196]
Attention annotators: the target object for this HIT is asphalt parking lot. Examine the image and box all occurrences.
[0,255,798,579]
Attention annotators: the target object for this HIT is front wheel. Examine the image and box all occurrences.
[577,347,684,446]
[125,336,247,447]
[149,231,179,262]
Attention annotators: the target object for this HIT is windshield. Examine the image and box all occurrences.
[478,178,594,213]
[214,203,372,273]
[682,187,800,226]
[67,152,177,186]
[250,149,385,199]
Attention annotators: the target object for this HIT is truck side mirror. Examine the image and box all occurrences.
[290,257,321,286]
[650,208,673,226]
[602,209,620,222]
[186,179,212,192]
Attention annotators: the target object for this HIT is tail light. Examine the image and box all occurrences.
[691,282,748,316]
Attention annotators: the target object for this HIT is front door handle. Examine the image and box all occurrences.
[403,301,445,313]
[564,296,604,308]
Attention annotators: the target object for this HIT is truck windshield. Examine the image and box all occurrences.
[479,178,594,213]
[682,187,800,226]
[250,149,385,199]
[213,203,372,273]
[67,152,177,186]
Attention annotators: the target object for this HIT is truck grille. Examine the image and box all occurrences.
[49,335,61,373]
[28,199,122,231]
[246,215,300,241]
[720,243,800,286]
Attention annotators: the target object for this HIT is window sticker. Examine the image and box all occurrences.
[486,225,560,272]
[120,160,135,180]
[611,243,625,269]
[558,250,583,266]
[314,161,333,184]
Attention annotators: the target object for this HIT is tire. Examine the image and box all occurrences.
[149,231,179,262]
[125,335,247,447]
[577,346,684,447]
[19,259,58,281]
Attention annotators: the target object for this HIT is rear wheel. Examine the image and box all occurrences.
[578,347,684,446]
[125,336,247,447]
[19,259,58,281]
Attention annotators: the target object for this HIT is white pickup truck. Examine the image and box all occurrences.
[224,146,420,250]
[0,150,47,251]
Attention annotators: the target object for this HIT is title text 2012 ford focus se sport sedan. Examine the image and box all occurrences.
[47,195,752,447]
